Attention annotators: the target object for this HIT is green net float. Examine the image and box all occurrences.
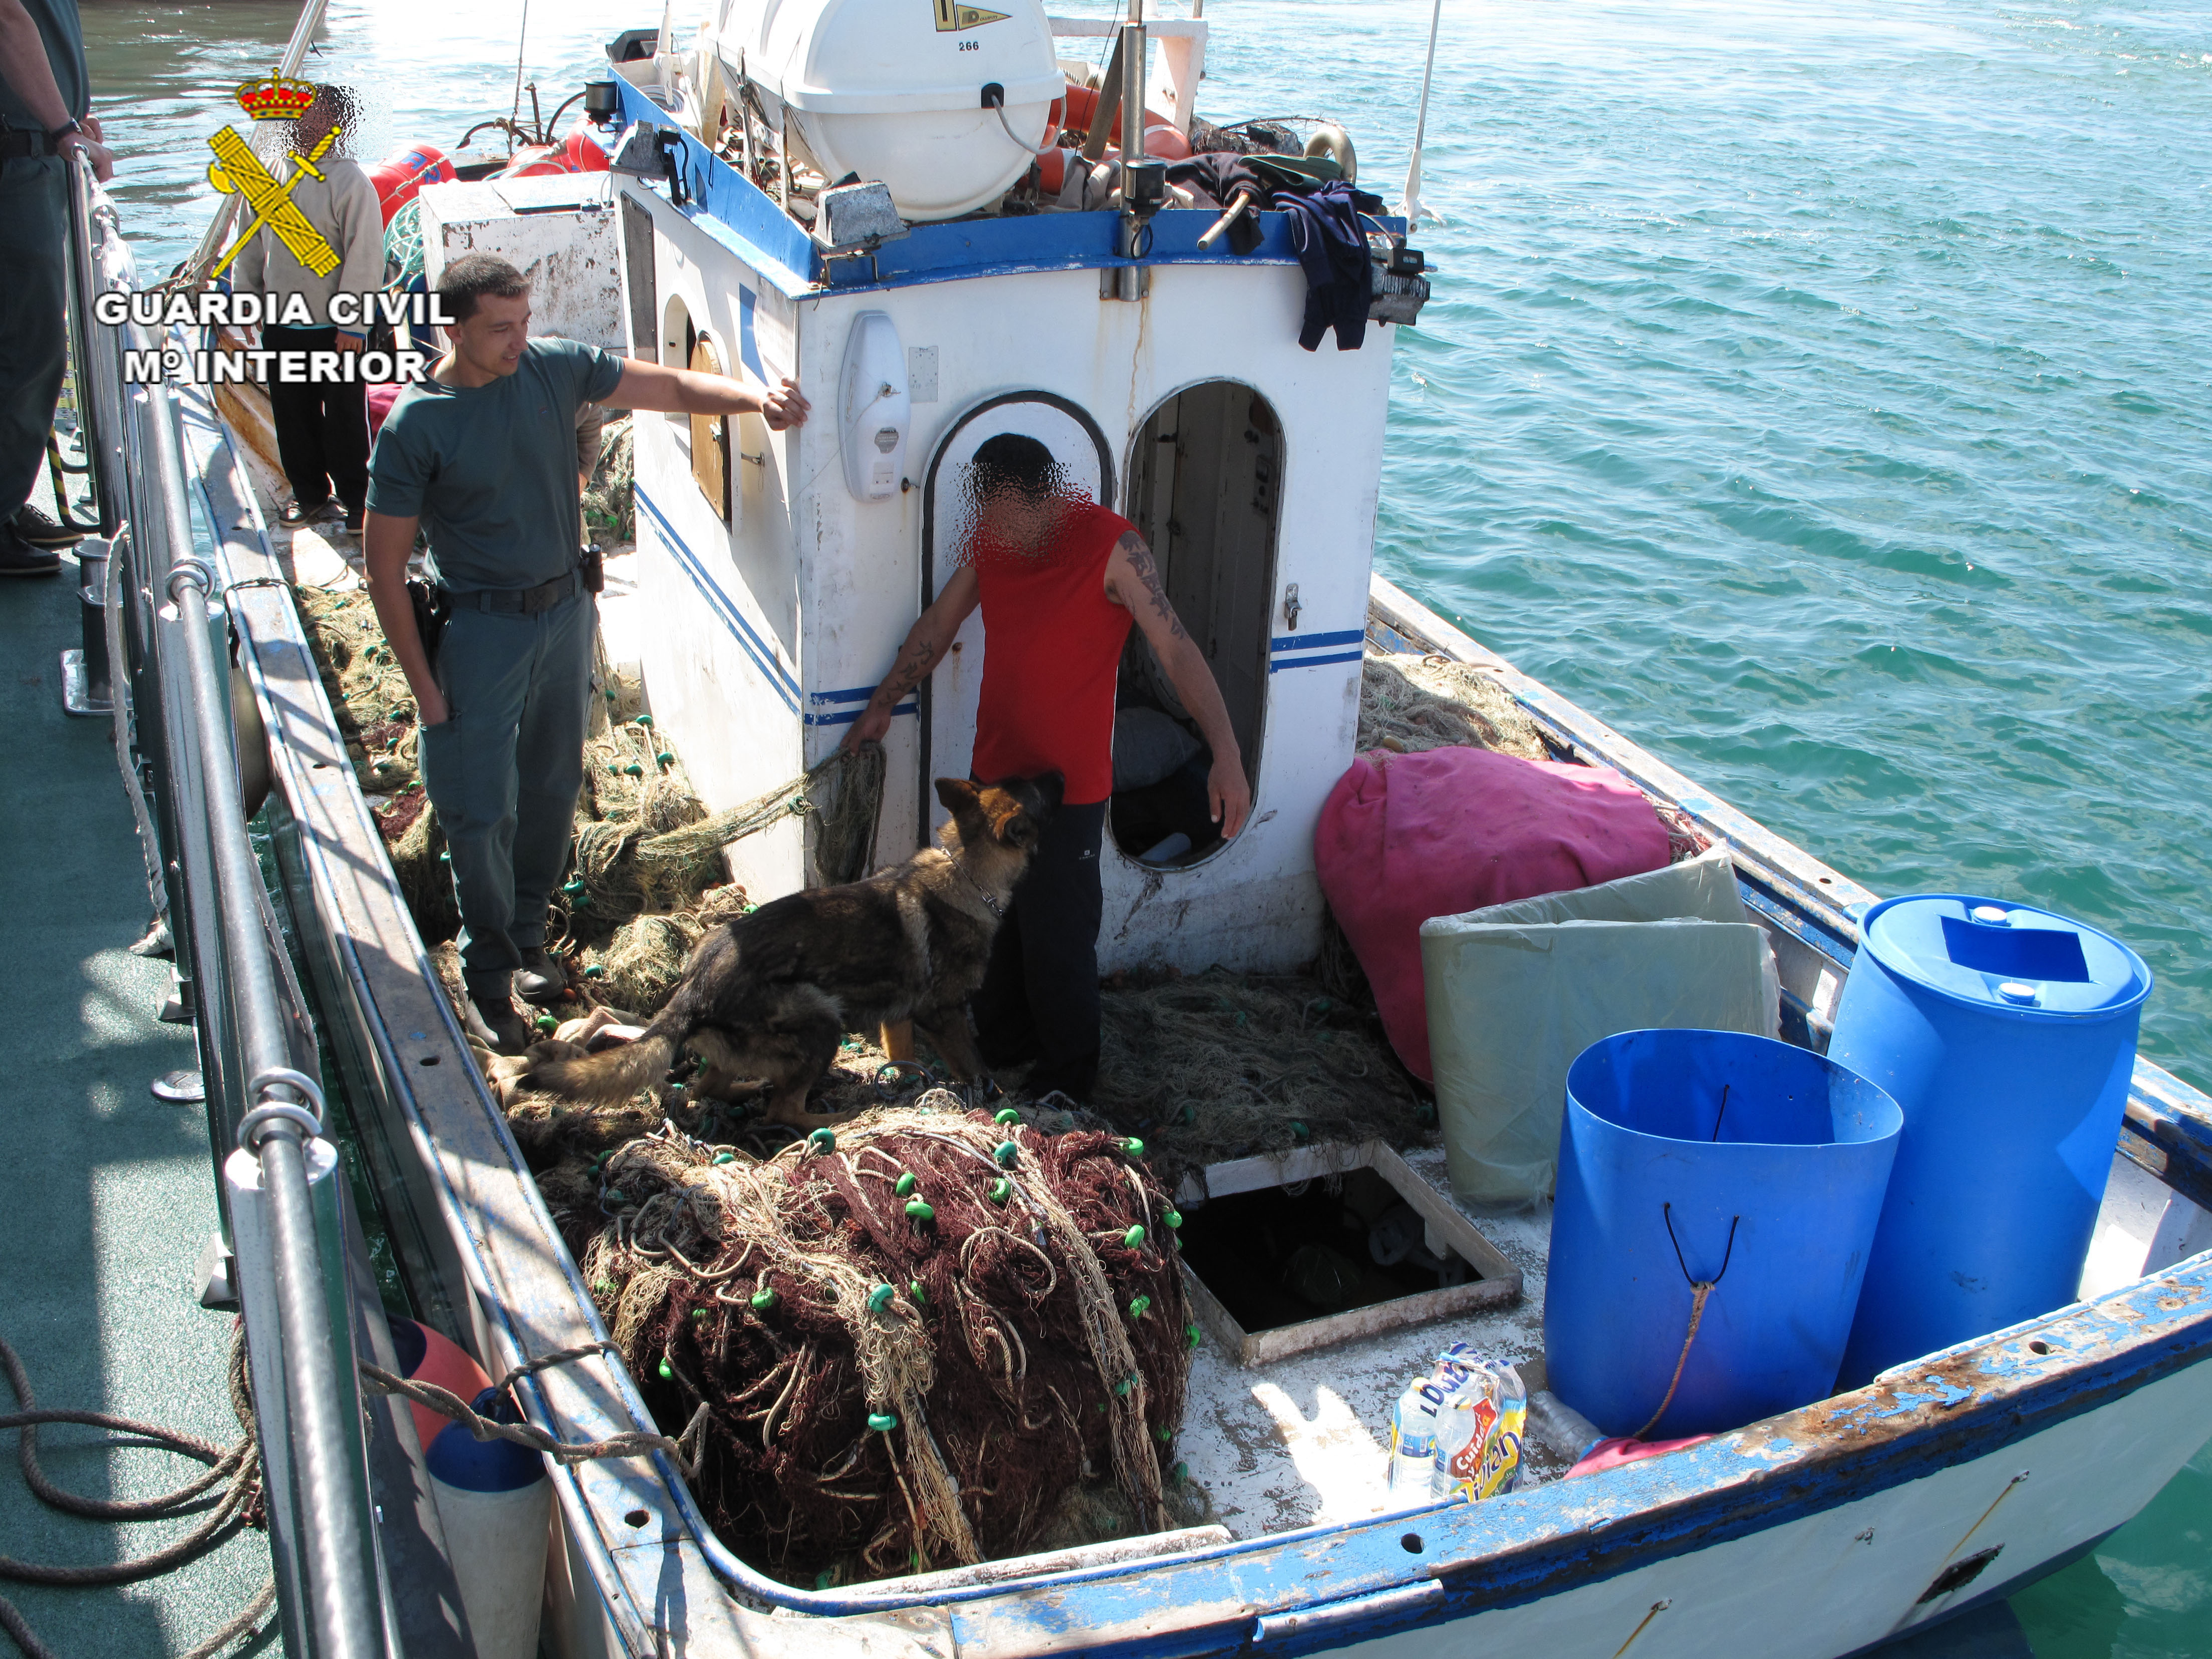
[438,850,452,865]
[1128,1294,1151,1319]
[607,761,620,775]
[867,1283,896,1313]
[868,1412,898,1433]
[657,1359,673,1379]
[584,963,605,979]
[750,1287,777,1311]
[623,762,643,776]
[894,1172,918,1197]
[994,1139,1018,1167]
[1172,1461,1189,1485]
[712,1151,736,1165]
[1123,1224,1146,1249]
[1114,1375,1134,1397]
[808,1128,836,1153]
[904,1199,935,1221]
[635,713,654,728]
[534,1013,557,1033]
[1122,1137,1145,1158]
[994,1107,1021,1125]
[987,1177,1012,1205]
[691,1307,708,1321]
[1162,1209,1183,1230]
[656,751,674,765]
[909,1280,928,1305]
[1186,1322,1203,1350]
[1155,1425,1174,1444]
[1290,1121,1310,1143]
[562,878,587,896]
[814,1570,835,1591]
[593,1279,615,1297]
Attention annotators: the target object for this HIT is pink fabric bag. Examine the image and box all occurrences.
[1314,747,1671,1079]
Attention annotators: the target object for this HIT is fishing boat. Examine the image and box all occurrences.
[44,0,2212,1654]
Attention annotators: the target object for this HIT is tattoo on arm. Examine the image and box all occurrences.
[883,639,939,701]
[1116,532,1189,643]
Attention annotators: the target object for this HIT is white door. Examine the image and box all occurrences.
[920,393,1114,836]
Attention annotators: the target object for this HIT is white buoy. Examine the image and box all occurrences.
[425,1389,551,1659]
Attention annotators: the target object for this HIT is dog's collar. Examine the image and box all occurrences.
[952,855,1004,918]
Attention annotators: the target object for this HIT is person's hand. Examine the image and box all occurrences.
[759,376,810,431]
[1208,753,1251,840]
[840,705,891,754]
[81,113,103,141]
[336,332,364,354]
[415,683,450,727]
[59,130,114,183]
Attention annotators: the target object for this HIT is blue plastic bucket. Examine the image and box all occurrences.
[1832,896,2151,1386]
[1545,1029,1902,1438]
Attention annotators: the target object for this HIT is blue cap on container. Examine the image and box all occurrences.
[1858,895,2151,1018]
[425,1387,546,1493]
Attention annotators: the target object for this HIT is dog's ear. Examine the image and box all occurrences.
[996,800,1040,852]
[934,777,989,845]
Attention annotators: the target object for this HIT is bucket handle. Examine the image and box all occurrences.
[1634,1204,1742,1440]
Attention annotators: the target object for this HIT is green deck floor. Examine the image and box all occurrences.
[0,557,274,1657]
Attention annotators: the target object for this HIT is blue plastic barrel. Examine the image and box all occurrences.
[1545,1029,1902,1439]
[1832,896,2151,1386]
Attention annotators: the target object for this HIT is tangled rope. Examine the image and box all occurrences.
[637,742,886,889]
[357,1341,704,1474]
[0,1329,272,1659]
[557,1106,1190,1585]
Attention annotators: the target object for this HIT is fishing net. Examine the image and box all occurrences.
[1357,653,1552,761]
[583,414,635,545]
[543,1104,1194,1585]
[1088,971,1427,1191]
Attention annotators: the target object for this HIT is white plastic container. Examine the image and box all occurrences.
[727,0,1061,220]
[426,1391,551,1659]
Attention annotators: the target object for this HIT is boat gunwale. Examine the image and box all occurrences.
[175,342,2212,1647]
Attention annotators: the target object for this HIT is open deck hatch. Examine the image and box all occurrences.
[1176,1141,1522,1367]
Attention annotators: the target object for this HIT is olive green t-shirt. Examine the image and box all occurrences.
[0,0,88,129]
[365,337,624,593]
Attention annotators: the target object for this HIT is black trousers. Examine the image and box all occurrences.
[264,324,369,514]
[972,798,1108,1101]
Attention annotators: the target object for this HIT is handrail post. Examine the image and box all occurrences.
[77,150,395,1658]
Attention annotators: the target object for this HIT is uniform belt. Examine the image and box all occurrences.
[0,127,64,161]
[443,570,581,616]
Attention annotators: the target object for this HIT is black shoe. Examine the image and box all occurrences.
[0,522,61,577]
[13,504,86,548]
[340,507,363,534]
[278,497,335,529]
[514,947,566,1004]
[465,992,534,1056]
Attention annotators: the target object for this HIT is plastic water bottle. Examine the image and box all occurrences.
[1388,1376,1442,1496]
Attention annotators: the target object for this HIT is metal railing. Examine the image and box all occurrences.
[64,153,393,1659]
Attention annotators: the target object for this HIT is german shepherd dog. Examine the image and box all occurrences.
[529,774,1061,1125]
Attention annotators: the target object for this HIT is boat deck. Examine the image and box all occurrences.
[0,557,273,1655]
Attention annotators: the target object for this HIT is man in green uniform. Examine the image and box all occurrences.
[0,0,114,575]
[364,254,808,1052]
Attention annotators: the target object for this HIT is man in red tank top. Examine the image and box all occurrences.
[843,434,1251,1100]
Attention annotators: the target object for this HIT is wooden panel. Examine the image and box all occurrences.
[689,334,729,521]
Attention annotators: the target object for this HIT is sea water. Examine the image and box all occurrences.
[85,1,2212,1651]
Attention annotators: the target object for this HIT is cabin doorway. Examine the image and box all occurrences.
[1110,381,1283,866]
[920,392,1115,837]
